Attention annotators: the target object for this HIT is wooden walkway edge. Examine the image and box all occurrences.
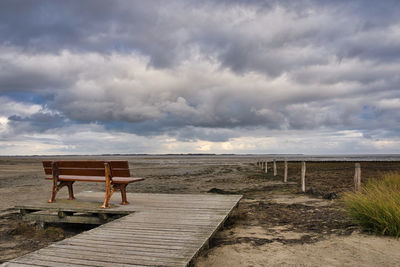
[2,193,242,267]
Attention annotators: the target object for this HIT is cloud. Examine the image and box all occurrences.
[0,0,400,154]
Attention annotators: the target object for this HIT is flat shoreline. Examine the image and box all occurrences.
[1,156,400,266]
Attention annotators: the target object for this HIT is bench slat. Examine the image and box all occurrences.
[44,168,105,176]
[43,161,129,169]
[44,168,131,177]
[45,175,144,184]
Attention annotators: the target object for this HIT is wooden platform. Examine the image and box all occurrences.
[2,192,242,267]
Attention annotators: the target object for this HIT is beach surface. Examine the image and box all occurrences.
[1,155,400,266]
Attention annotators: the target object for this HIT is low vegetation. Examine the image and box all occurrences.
[343,173,400,237]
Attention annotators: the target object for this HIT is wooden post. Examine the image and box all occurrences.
[354,163,361,192]
[265,161,268,173]
[301,161,306,192]
[284,160,288,183]
[273,159,277,176]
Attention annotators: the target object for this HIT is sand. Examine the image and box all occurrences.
[0,155,400,266]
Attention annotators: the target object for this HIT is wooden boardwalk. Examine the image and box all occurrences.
[2,192,242,267]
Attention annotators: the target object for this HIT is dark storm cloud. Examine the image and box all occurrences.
[1,0,400,152]
[7,111,67,134]
[2,0,400,71]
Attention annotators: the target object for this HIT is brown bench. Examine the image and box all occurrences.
[43,160,144,208]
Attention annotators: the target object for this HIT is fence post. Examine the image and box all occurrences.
[354,163,361,192]
[265,161,268,173]
[273,159,277,176]
[301,161,306,192]
[284,160,288,183]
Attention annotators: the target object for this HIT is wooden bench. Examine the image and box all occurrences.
[43,161,144,208]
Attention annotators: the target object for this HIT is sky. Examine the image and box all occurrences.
[0,0,400,155]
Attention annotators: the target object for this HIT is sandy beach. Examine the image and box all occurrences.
[1,155,400,266]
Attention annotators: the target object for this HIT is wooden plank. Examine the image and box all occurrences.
[59,239,196,254]
[10,258,87,267]
[15,204,133,215]
[81,231,210,242]
[1,263,42,267]
[1,263,43,267]
[102,226,215,234]
[45,168,131,177]
[7,193,242,267]
[44,175,142,183]
[22,212,109,225]
[115,218,223,225]
[71,235,205,246]
[62,238,198,251]
[91,227,206,235]
[43,161,128,169]
[119,214,226,221]
[16,202,232,213]
[11,253,145,267]
[50,244,190,259]
[78,191,242,201]
[32,248,187,265]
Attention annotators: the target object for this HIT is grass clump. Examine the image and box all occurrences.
[343,173,400,237]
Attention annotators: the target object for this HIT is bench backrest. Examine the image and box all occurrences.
[42,161,131,177]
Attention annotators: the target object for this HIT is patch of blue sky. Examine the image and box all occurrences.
[2,91,49,105]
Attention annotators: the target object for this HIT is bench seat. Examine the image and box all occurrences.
[45,176,144,184]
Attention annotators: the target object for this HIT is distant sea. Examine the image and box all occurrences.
[2,154,400,162]
[247,154,400,162]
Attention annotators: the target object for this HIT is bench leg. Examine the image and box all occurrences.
[101,184,115,209]
[48,181,74,203]
[66,182,75,200]
[48,182,58,203]
[120,184,129,205]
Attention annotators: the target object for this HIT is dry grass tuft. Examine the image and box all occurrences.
[343,172,400,237]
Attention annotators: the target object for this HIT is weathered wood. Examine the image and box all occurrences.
[48,161,59,203]
[301,161,306,192]
[7,192,242,267]
[43,160,129,169]
[57,211,73,218]
[1,263,39,267]
[22,211,112,225]
[16,205,132,215]
[12,253,144,267]
[24,248,187,266]
[354,163,361,192]
[273,159,277,176]
[10,257,89,267]
[102,162,113,208]
[264,161,268,173]
[62,238,197,252]
[44,175,142,183]
[284,160,288,183]
[50,244,190,259]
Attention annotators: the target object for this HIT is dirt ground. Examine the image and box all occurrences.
[1,156,400,266]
